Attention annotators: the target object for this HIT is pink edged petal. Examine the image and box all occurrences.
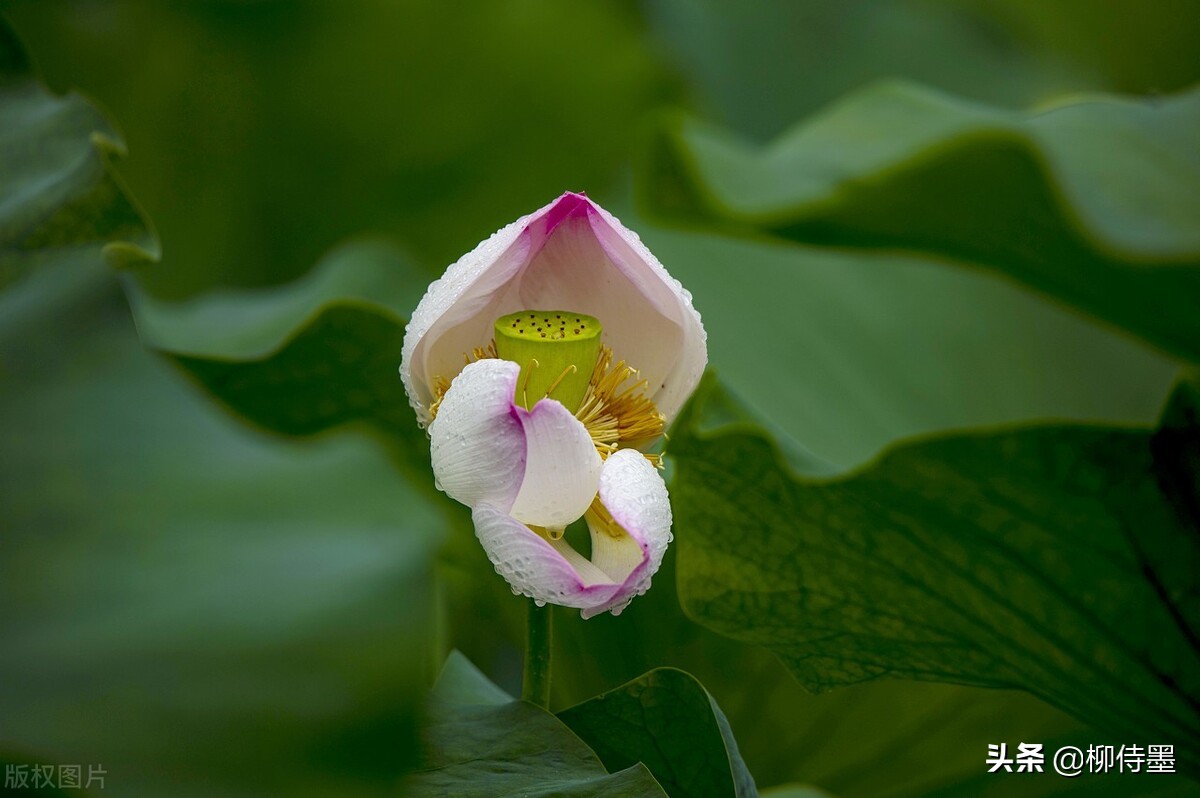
[472,503,621,608]
[428,360,526,511]
[586,203,707,423]
[514,208,687,417]
[402,192,596,425]
[400,192,707,427]
[580,449,673,619]
[401,213,534,425]
[529,190,591,239]
[509,398,603,529]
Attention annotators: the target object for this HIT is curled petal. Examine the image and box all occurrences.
[429,360,526,511]
[581,449,673,619]
[472,503,622,608]
[509,399,602,529]
[469,449,672,617]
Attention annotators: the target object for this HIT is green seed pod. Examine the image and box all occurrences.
[494,310,602,412]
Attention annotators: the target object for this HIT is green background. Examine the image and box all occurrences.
[2,1,1197,796]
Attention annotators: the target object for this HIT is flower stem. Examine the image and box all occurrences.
[521,600,552,708]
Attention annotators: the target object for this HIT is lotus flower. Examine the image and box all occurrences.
[401,192,706,618]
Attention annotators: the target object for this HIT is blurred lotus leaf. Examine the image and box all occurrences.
[642,82,1200,361]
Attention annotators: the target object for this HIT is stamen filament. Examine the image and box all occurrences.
[429,340,665,469]
[575,346,665,462]
[585,497,625,539]
[543,364,577,398]
[521,358,539,408]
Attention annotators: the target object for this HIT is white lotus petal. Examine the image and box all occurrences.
[428,359,526,510]
[403,193,696,616]
[472,503,621,609]
[401,214,533,425]
[400,193,707,425]
[586,203,706,422]
[509,398,603,529]
[514,208,688,422]
[580,449,673,619]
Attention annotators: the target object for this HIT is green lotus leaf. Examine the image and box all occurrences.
[643,82,1200,361]
[669,373,1200,771]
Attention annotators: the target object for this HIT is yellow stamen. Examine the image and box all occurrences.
[429,342,665,471]
[428,375,452,419]
[544,364,577,398]
[463,341,498,365]
[576,345,666,465]
[585,496,625,539]
[428,335,663,551]
[520,358,540,408]
[430,342,498,421]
